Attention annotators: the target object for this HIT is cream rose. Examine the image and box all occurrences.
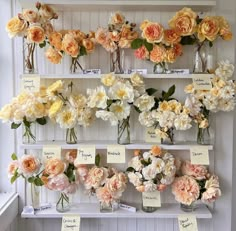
[19,155,40,177]
[45,46,63,64]
[22,9,39,23]
[101,73,116,87]
[6,16,27,38]
[45,158,66,177]
[130,73,144,87]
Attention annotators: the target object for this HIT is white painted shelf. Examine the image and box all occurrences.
[20,140,213,150]
[21,203,212,219]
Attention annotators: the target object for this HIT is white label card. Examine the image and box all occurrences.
[76,146,96,164]
[127,69,147,75]
[42,145,61,163]
[61,215,81,231]
[178,215,198,231]
[107,145,126,163]
[190,146,209,165]
[21,75,40,93]
[145,127,161,143]
[142,191,161,207]
[192,75,212,90]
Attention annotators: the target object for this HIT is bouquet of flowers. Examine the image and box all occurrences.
[127,146,176,193]
[131,20,183,73]
[45,29,96,73]
[95,12,139,73]
[172,160,221,209]
[6,2,58,73]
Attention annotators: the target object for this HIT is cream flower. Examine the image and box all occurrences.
[185,95,202,116]
[109,101,130,120]
[56,108,77,129]
[128,156,142,171]
[6,16,27,38]
[127,172,142,187]
[130,73,144,87]
[202,94,218,111]
[143,181,157,192]
[201,187,221,203]
[77,107,95,127]
[68,94,87,109]
[95,110,118,126]
[134,94,155,112]
[138,111,156,127]
[48,99,63,118]
[87,86,108,109]
[174,113,192,130]
[218,99,235,111]
[39,4,57,20]
[142,165,158,180]
[0,104,13,122]
[219,86,235,99]
[101,73,116,87]
[46,80,63,99]
[215,60,234,79]
[151,158,165,174]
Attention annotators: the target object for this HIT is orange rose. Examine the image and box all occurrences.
[88,31,95,39]
[134,149,141,156]
[119,38,131,48]
[142,22,164,43]
[69,30,87,43]
[150,45,166,63]
[45,158,65,176]
[19,155,40,177]
[173,43,183,57]
[65,149,77,164]
[27,25,45,43]
[151,145,162,157]
[198,16,220,42]
[165,48,177,63]
[168,7,197,36]
[95,28,107,45]
[110,12,125,25]
[163,29,181,46]
[49,32,62,51]
[62,33,79,57]
[220,28,233,41]
[45,46,62,64]
[22,9,39,23]
[134,45,149,60]
[82,38,95,53]
[6,16,27,38]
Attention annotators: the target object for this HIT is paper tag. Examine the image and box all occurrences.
[127,69,147,75]
[170,69,190,75]
[21,75,40,93]
[42,145,61,163]
[61,215,81,231]
[190,146,209,165]
[192,75,212,90]
[107,145,126,163]
[119,203,137,212]
[145,127,161,143]
[142,191,161,207]
[83,69,101,74]
[76,146,96,164]
[178,215,198,231]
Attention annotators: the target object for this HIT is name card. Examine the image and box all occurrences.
[21,75,40,93]
[178,215,198,231]
[170,69,190,75]
[142,191,161,207]
[42,145,61,163]
[127,69,147,75]
[192,75,212,90]
[83,69,101,75]
[119,203,137,212]
[107,145,126,163]
[145,127,161,143]
[61,215,81,231]
[190,146,209,165]
[76,146,96,164]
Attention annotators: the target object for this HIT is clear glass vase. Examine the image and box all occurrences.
[66,127,77,144]
[23,39,37,74]
[31,184,40,209]
[56,192,70,213]
[100,200,119,213]
[193,42,208,73]
[22,121,36,144]
[117,117,130,144]
[153,62,169,74]
[110,47,124,74]
[70,57,84,73]
[180,202,197,212]
[197,126,214,145]
[161,128,174,145]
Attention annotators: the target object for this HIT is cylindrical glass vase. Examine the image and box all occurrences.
[22,121,36,144]
[31,184,40,209]
[56,192,70,213]
[161,128,174,145]
[117,117,130,145]
[193,43,208,73]
[66,127,77,144]
[23,39,37,74]
[180,202,197,212]
[110,47,124,74]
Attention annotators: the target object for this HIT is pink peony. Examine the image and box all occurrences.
[63,183,77,194]
[96,186,114,204]
[46,173,70,191]
[172,175,200,205]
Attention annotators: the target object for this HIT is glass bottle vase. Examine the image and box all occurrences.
[22,121,36,144]
[161,128,174,145]
[117,117,130,144]
[153,62,169,74]
[31,183,40,209]
[193,42,207,73]
[197,126,214,145]
[56,192,70,213]
[180,202,197,212]
[110,47,124,74]
[23,39,37,74]
[66,127,77,144]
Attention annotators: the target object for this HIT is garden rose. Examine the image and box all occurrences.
[96,186,113,204]
[46,80,63,99]
[163,29,181,46]
[151,145,162,157]
[39,4,57,20]
[106,173,127,197]
[8,160,19,177]
[19,155,40,177]
[44,158,66,177]
[65,149,77,164]
[27,25,45,43]
[142,22,164,43]
[201,187,221,203]
[109,12,125,25]
[63,183,77,194]
[62,33,79,57]
[82,38,95,53]
[49,32,63,51]
[46,173,70,191]
[134,45,149,60]
[101,73,116,87]
[150,45,166,63]
[76,165,89,182]
[45,46,62,64]
[22,9,39,23]
[6,16,27,38]
[181,161,208,180]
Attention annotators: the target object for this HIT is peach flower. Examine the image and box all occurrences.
[136,185,145,192]
[110,12,125,25]
[198,16,220,42]
[6,16,27,38]
[19,155,40,177]
[45,46,62,64]
[181,161,208,180]
[119,39,131,48]
[8,160,19,177]
[134,45,149,60]
[202,187,221,203]
[150,45,166,63]
[163,29,181,46]
[65,149,77,164]
[45,158,66,177]
[140,20,149,30]
[62,33,79,57]
[82,38,95,53]
[157,184,167,192]
[43,22,54,37]
[49,32,63,51]
[63,183,77,194]
[39,4,57,20]
[168,7,197,36]
[96,186,113,204]
[216,16,233,40]
[95,28,107,45]
[106,173,127,197]
[134,149,141,156]
[172,175,200,205]
[173,43,183,57]
[205,175,220,189]
[46,173,70,191]
[76,165,89,183]
[27,25,45,44]
[142,22,164,43]
[22,9,39,23]
[165,48,177,63]
[151,145,162,157]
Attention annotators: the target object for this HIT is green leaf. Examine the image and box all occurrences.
[209,41,213,48]
[23,118,31,127]
[79,46,87,57]
[126,167,135,172]
[196,17,203,24]
[34,177,44,186]
[11,122,21,129]
[134,106,141,113]
[11,153,18,160]
[163,85,175,100]
[131,38,144,49]
[10,175,18,184]
[180,36,196,45]
[28,176,35,183]
[146,88,157,96]
[141,159,149,166]
[143,40,153,52]
[95,154,100,167]
[39,40,46,48]
[36,117,47,125]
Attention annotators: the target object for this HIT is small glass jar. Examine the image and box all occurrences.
[161,128,174,145]
[110,47,124,74]
[56,192,70,213]
[66,127,77,144]
[180,202,197,212]
[22,121,36,144]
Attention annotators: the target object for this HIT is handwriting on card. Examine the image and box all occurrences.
[61,215,81,231]
[107,145,126,163]
[192,75,212,90]
[190,146,209,165]
[178,215,198,231]
[145,127,161,143]
[42,145,61,163]
[21,75,40,93]
[142,191,161,207]
[76,146,95,164]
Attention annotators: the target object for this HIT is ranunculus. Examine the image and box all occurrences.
[181,161,208,180]
[8,160,19,177]
[142,22,164,43]
[150,45,166,63]
[22,9,39,23]
[27,25,45,44]
[39,4,57,20]
[134,45,149,60]
[46,173,70,191]
[82,38,95,53]
[62,33,79,57]
[45,46,62,64]
[49,32,63,51]
[163,29,181,46]
[45,158,66,177]
[19,155,40,177]
[6,16,27,38]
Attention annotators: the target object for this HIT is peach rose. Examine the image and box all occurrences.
[134,149,141,156]
[198,16,220,42]
[63,183,77,194]
[49,32,62,51]
[22,9,39,23]
[88,31,95,39]
[173,43,183,57]
[140,20,149,30]
[43,22,54,37]
[110,12,125,25]
[119,39,131,48]
[96,186,113,204]
[62,33,79,57]
[45,46,62,64]
[65,149,77,164]
[151,145,162,157]
[165,48,177,63]
[150,45,166,63]
[39,4,57,20]
[95,28,107,45]
[76,165,89,183]
[157,184,167,192]
[108,31,121,42]
[82,38,95,53]
[163,29,181,46]
[45,158,66,177]
[6,16,27,38]
[142,22,164,43]
[19,155,40,177]
[8,160,19,177]
[216,16,233,40]
[69,30,86,43]
[136,185,145,192]
[134,45,149,60]
[168,7,197,36]
[46,173,70,191]
[27,25,45,44]
[106,173,127,197]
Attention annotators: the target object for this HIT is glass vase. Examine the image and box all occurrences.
[22,121,36,144]
[117,117,130,144]
[23,40,37,74]
[56,192,70,213]
[197,126,214,145]
[100,200,119,213]
[161,128,174,145]
[142,196,158,213]
[110,47,124,74]
[180,202,197,212]
[70,57,84,73]
[31,184,40,209]
[66,127,77,144]
[153,62,169,74]
[193,42,208,73]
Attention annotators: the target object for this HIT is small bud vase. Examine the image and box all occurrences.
[22,121,36,144]
[180,202,197,212]
[31,184,40,209]
[56,192,70,213]
[100,201,119,213]
[23,39,37,74]
[193,42,207,73]
[117,117,130,145]
[66,127,77,144]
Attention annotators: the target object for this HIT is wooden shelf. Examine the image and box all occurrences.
[20,140,213,150]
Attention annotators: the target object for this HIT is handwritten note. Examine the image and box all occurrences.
[21,75,40,93]
[145,127,161,143]
[142,191,161,207]
[190,146,209,165]
[127,69,147,75]
[76,146,96,164]
[178,215,198,231]
[42,145,61,163]
[61,215,81,231]
[192,75,212,90]
[107,145,126,163]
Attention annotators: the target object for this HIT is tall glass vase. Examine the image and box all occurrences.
[56,192,70,213]
[193,42,207,73]
[110,47,124,74]
[161,128,174,145]
[22,121,36,144]
[117,117,130,144]
[70,57,84,73]
[66,127,77,144]
[23,39,37,74]
[31,184,40,209]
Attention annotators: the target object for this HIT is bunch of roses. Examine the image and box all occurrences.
[87,72,146,126]
[127,146,176,193]
[172,160,221,205]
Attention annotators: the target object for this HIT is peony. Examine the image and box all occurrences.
[62,33,79,57]
[101,73,116,87]
[45,158,66,177]
[142,21,164,43]
[95,110,118,126]
[215,60,235,80]
[127,172,142,187]
[27,25,45,44]
[109,101,130,121]
[130,73,144,87]
[46,173,70,191]
[8,160,19,178]
[56,108,77,129]
[22,9,39,23]
[181,161,208,180]
[172,175,200,205]
[6,16,27,38]
[134,94,155,112]
[45,46,62,64]
[134,45,149,60]
[19,155,40,177]
[48,32,63,51]
[150,45,166,63]
[87,86,108,109]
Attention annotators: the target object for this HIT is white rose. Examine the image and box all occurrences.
[134,94,155,112]
[215,60,234,80]
[201,187,221,203]
[127,172,142,187]
[130,73,144,87]
[109,101,130,121]
[128,156,143,171]
[184,95,202,116]
[142,165,158,180]
[151,158,165,174]
[138,111,155,127]
[96,110,118,126]
[143,181,157,192]
[174,113,192,130]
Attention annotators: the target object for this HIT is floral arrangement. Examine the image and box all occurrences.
[6,2,58,73]
[172,160,221,206]
[46,29,96,72]
[131,20,183,73]
[95,12,138,73]
[127,146,176,192]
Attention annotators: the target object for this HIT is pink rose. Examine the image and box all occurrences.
[96,186,113,204]
[46,173,70,191]
[76,165,89,183]
[8,160,19,177]
[63,183,77,194]
[201,187,221,203]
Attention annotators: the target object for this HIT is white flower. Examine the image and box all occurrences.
[0,104,13,122]
[160,175,175,185]
[109,101,130,120]
[96,110,118,126]
[156,110,175,128]
[185,95,202,116]
[202,94,218,112]
[78,107,95,127]
[87,86,108,109]
[127,172,142,187]
[219,86,235,100]
[101,73,116,87]
[163,161,176,177]
[174,113,192,130]
[151,158,165,174]
[56,107,77,129]
[143,181,157,192]
[130,73,144,87]
[218,99,235,112]
[215,60,234,80]
[138,111,155,127]
[205,175,220,189]
[142,165,158,180]
[69,94,87,109]
[128,156,142,171]
[143,151,151,161]
[134,94,155,112]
